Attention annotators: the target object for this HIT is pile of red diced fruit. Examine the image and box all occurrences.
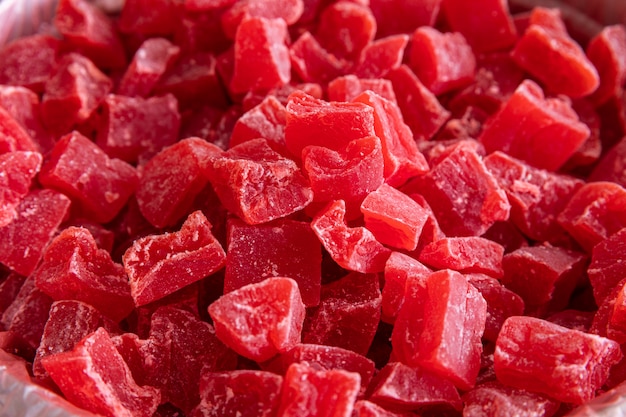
[1,0,626,415]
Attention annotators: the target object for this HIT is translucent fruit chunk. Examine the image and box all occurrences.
[0,151,42,227]
[494,316,622,404]
[208,277,306,362]
[123,211,226,307]
[41,327,161,417]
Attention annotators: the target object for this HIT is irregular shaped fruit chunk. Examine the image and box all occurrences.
[354,35,409,79]
[0,151,42,227]
[54,0,126,69]
[404,145,509,236]
[208,277,306,362]
[0,189,71,276]
[441,0,517,53]
[285,91,375,158]
[586,25,626,106]
[207,138,313,224]
[0,35,60,93]
[33,300,115,379]
[123,211,226,307]
[303,271,381,356]
[494,316,622,404]
[361,183,429,251]
[41,53,113,137]
[96,94,181,164]
[225,218,321,306]
[588,228,626,306]
[419,237,504,278]
[230,95,287,154]
[557,182,626,252]
[117,37,181,98]
[303,136,384,219]
[369,0,441,38]
[191,370,283,417]
[368,362,462,413]
[221,0,304,39]
[501,245,587,316]
[328,75,397,103]
[136,137,221,228]
[484,151,584,242]
[34,227,134,322]
[409,27,476,95]
[0,105,38,154]
[479,80,590,171]
[278,362,360,417]
[289,31,349,86]
[382,252,431,324]
[39,131,138,224]
[230,17,290,94]
[353,90,429,186]
[311,200,392,273]
[462,381,560,417]
[41,328,161,417]
[510,7,599,98]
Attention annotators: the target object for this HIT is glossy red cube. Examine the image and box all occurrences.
[0,35,60,93]
[419,237,504,278]
[0,151,42,227]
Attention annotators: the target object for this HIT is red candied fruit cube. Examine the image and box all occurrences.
[589,136,626,187]
[0,273,26,318]
[0,86,55,154]
[225,218,321,307]
[97,94,182,164]
[41,53,113,137]
[242,82,323,111]
[441,0,517,53]
[393,270,487,390]
[494,316,622,404]
[117,38,181,98]
[462,381,560,417]
[267,343,375,391]
[147,306,236,413]
[603,280,626,344]
[328,75,397,103]
[315,1,376,62]
[468,273,525,343]
[278,362,360,417]
[230,95,287,154]
[136,138,221,228]
[153,52,226,110]
[1,276,53,354]
[33,227,135,322]
[0,35,60,93]
[123,211,226,307]
[0,105,38,154]
[511,7,599,98]
[382,252,431,324]
[118,0,180,36]
[484,151,584,242]
[221,0,304,39]
[311,200,392,273]
[39,132,137,224]
[587,25,626,106]
[588,228,626,306]
[33,300,116,379]
[303,136,384,219]
[230,17,290,94]
[54,0,126,70]
[409,27,476,96]
[303,271,381,356]
[403,145,510,236]
[289,31,350,86]
[369,0,441,38]
[479,80,590,171]
[0,189,71,277]
[386,65,451,142]
[208,277,306,362]
[0,151,42,227]
[418,237,504,278]
[368,362,462,413]
[501,245,587,316]
[285,91,375,158]
[353,90,429,186]
[354,34,409,79]
[361,184,429,252]
[191,370,283,417]
[206,138,313,225]
[558,182,626,252]
[41,328,161,417]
